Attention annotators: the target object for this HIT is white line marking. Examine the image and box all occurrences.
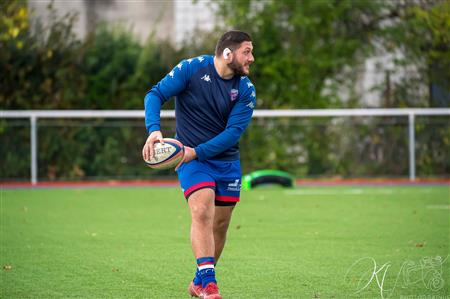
[426,205,450,210]
[285,189,392,196]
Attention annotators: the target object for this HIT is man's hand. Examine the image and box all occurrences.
[142,131,164,162]
[175,146,197,171]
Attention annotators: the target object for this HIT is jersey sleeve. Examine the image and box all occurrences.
[194,78,256,160]
[144,60,190,133]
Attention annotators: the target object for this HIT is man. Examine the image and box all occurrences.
[142,30,256,299]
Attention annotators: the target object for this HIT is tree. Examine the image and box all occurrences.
[213,0,395,108]
[213,0,449,108]
[382,0,450,107]
[213,0,449,178]
[0,0,86,109]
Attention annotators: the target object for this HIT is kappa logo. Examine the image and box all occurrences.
[246,101,255,109]
[201,74,211,82]
[227,179,241,191]
[230,89,239,101]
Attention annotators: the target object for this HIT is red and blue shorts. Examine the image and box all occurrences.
[176,159,241,206]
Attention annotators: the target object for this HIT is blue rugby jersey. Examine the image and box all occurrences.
[144,55,256,161]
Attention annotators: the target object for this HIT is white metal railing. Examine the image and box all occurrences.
[1,108,449,184]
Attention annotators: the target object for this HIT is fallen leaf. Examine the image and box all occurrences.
[3,265,12,271]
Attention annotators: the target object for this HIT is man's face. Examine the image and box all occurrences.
[228,41,254,76]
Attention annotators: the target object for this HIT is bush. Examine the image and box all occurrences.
[1,1,448,181]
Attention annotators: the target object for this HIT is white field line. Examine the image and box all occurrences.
[426,205,450,210]
[284,188,437,196]
[285,189,387,196]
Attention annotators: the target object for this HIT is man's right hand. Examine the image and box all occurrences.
[142,131,164,162]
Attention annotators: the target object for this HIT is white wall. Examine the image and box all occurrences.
[174,0,216,45]
[28,0,175,43]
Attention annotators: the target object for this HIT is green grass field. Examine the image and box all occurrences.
[1,185,449,298]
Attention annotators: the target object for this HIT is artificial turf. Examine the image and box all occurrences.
[1,185,449,298]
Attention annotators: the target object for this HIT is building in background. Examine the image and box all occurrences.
[28,0,216,45]
[29,0,441,107]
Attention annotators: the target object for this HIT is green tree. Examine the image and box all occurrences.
[213,0,394,108]
[383,1,450,107]
[82,26,142,109]
[214,0,449,177]
[1,1,86,109]
[213,0,449,108]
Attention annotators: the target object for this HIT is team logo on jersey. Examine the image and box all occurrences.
[230,89,239,101]
[201,74,211,82]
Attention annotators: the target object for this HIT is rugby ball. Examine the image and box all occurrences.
[145,138,184,170]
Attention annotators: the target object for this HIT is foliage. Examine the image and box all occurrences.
[0,0,448,180]
[0,1,187,180]
[81,26,142,109]
[213,0,449,176]
[213,0,392,108]
[240,115,450,178]
[0,2,186,110]
[213,0,449,109]
[0,0,86,109]
[382,1,450,107]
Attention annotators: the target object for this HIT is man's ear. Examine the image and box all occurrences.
[223,48,232,60]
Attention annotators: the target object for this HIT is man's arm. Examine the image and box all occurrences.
[144,61,189,133]
[142,60,189,161]
[194,86,256,160]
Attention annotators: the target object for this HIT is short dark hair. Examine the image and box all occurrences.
[215,30,252,56]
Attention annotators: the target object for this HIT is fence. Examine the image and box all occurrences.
[1,109,449,184]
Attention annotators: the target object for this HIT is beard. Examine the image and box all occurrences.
[228,58,249,76]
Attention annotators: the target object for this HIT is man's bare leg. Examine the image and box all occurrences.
[188,188,216,258]
[213,205,235,263]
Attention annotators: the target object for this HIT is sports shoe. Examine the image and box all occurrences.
[200,283,222,299]
[188,281,202,298]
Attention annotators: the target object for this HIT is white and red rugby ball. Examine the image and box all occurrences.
[145,138,184,170]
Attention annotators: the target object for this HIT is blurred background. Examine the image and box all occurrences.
[1,0,449,183]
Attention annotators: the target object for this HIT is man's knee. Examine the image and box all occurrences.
[191,203,214,224]
[189,189,215,224]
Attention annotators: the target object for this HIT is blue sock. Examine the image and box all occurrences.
[193,269,202,286]
[197,256,216,288]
